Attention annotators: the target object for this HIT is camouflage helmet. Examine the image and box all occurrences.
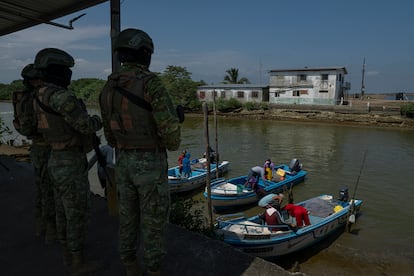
[113,28,154,54]
[34,48,75,69]
[20,63,42,79]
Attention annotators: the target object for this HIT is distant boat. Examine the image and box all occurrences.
[204,159,307,210]
[168,158,230,193]
[215,193,363,259]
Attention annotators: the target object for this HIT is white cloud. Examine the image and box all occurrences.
[0,24,109,83]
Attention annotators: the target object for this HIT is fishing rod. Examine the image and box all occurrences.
[347,150,368,233]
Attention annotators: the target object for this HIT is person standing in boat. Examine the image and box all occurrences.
[203,146,217,164]
[177,150,186,175]
[182,152,192,177]
[263,159,275,180]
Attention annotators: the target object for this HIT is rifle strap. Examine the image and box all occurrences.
[117,87,153,112]
[34,95,62,116]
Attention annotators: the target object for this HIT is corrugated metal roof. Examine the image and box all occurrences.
[269,67,348,74]
[0,0,108,36]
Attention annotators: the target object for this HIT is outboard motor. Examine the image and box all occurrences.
[339,187,349,202]
[288,158,302,172]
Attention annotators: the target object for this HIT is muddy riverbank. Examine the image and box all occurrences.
[198,99,414,129]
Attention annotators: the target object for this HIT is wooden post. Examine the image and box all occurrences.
[213,91,220,179]
[203,102,213,227]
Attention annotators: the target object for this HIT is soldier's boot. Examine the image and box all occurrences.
[124,260,141,276]
[71,251,103,276]
[45,223,57,244]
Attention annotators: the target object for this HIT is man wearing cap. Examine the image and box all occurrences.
[258,193,290,231]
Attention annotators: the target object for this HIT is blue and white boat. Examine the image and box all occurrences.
[168,158,230,193]
[215,192,363,259]
[204,159,307,210]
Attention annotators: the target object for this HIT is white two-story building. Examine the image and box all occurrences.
[196,66,350,105]
[269,67,350,105]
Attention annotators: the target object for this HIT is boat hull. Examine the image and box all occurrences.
[215,195,362,259]
[205,165,307,210]
[169,160,230,193]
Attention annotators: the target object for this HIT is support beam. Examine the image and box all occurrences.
[110,0,121,73]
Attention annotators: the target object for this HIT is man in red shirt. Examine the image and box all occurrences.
[283,203,311,227]
[177,150,186,175]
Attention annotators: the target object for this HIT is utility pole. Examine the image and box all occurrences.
[110,0,121,73]
[361,58,366,99]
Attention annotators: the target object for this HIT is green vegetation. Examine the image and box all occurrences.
[213,98,243,112]
[169,196,209,234]
[69,78,106,105]
[222,68,250,84]
[401,103,414,118]
[0,66,203,111]
[159,65,204,111]
[0,80,24,100]
[208,98,269,112]
[243,101,269,111]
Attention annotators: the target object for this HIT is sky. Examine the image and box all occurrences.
[1,0,414,94]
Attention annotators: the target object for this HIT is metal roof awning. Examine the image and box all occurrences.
[0,0,108,36]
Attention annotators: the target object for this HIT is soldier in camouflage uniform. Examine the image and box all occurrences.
[32,48,103,274]
[100,28,181,276]
[12,64,56,243]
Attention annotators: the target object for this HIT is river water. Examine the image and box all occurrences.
[1,102,414,275]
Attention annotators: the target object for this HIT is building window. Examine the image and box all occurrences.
[213,91,218,97]
[319,90,328,93]
[220,91,226,98]
[321,74,328,80]
[338,74,342,81]
[297,74,307,81]
[252,91,259,98]
[199,91,205,99]
[237,91,244,98]
[300,90,308,95]
[293,90,300,97]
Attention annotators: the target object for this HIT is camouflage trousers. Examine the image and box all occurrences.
[30,143,55,230]
[116,149,170,271]
[47,149,90,252]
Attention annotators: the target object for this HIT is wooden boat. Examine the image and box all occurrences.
[168,158,230,193]
[215,193,363,259]
[204,161,307,210]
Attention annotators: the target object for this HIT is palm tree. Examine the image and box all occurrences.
[222,68,250,84]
